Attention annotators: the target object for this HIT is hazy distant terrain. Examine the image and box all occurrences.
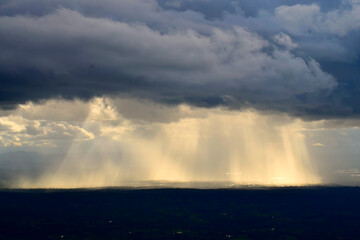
[0,151,62,187]
[1,151,360,188]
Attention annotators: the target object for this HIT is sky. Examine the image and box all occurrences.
[0,0,360,187]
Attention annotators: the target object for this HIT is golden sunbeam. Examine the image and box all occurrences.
[14,98,320,188]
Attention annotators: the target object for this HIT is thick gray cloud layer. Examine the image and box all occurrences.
[0,0,359,119]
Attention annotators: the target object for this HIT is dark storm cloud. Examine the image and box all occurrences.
[157,0,340,18]
[0,0,359,119]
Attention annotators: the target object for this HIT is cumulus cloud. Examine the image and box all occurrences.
[273,33,298,50]
[0,8,331,91]
[0,114,94,148]
[0,97,203,149]
[17,99,89,121]
[273,2,360,36]
[2,0,360,188]
[0,0,359,119]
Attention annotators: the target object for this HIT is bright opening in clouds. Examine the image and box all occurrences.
[9,98,319,188]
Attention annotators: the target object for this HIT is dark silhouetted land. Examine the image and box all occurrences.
[0,187,359,240]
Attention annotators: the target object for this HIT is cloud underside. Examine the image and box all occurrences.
[0,97,358,186]
[0,0,359,119]
[0,96,357,149]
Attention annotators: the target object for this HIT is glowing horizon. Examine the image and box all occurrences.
[12,98,320,189]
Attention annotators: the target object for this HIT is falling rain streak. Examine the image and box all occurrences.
[14,98,320,188]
